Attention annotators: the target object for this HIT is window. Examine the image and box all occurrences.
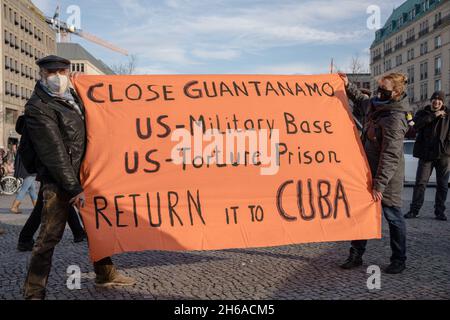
[435,12,442,24]
[435,35,442,49]
[420,41,428,55]
[420,61,428,80]
[420,82,428,101]
[4,56,9,70]
[385,59,392,72]
[5,109,18,124]
[435,56,442,75]
[419,20,429,36]
[435,79,442,92]
[396,54,403,66]
[384,42,392,54]
[407,48,415,61]
[407,66,415,83]
[407,28,415,41]
[407,86,415,103]
[5,81,10,95]
[395,35,403,49]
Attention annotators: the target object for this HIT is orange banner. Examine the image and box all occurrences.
[73,74,381,262]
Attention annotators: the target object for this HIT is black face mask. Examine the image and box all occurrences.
[377,87,393,101]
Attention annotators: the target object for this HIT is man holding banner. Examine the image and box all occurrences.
[339,72,410,274]
[22,56,135,300]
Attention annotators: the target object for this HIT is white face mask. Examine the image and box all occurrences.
[45,73,70,95]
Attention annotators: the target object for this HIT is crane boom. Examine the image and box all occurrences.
[44,15,129,56]
[76,31,129,56]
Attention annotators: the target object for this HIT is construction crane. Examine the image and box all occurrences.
[43,6,129,56]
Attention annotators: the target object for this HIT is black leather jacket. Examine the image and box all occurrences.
[24,82,86,198]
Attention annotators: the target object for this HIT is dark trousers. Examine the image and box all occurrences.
[18,185,85,244]
[23,182,115,300]
[410,157,450,216]
[351,205,406,263]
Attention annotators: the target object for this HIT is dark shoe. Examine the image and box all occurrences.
[73,232,86,243]
[404,211,419,219]
[384,261,406,274]
[340,254,363,269]
[435,214,447,221]
[17,240,34,252]
[95,272,136,287]
[0,228,5,235]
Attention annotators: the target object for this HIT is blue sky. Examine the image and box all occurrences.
[32,0,406,74]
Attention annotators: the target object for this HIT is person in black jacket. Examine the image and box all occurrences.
[23,56,135,300]
[405,91,449,221]
[14,115,86,250]
[339,72,411,274]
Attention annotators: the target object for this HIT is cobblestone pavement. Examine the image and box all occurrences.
[0,188,449,300]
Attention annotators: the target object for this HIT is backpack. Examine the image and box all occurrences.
[16,115,37,174]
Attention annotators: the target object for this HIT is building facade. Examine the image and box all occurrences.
[1,0,56,148]
[370,0,450,112]
[57,42,115,75]
[347,73,372,91]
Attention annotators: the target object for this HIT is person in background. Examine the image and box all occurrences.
[0,147,13,177]
[339,72,410,274]
[10,153,38,214]
[405,91,449,221]
[22,55,135,300]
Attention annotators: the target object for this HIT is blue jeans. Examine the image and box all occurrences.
[351,205,407,263]
[16,176,38,202]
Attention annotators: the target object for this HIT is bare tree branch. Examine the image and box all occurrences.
[110,54,138,75]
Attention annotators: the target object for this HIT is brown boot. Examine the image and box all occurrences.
[95,272,136,287]
[32,200,37,207]
[0,228,5,235]
[10,200,22,214]
[94,265,136,287]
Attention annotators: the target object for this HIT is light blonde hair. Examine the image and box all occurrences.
[380,73,408,96]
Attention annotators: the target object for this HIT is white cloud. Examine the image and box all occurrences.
[108,0,406,73]
[248,62,327,75]
[134,65,178,74]
[192,48,241,60]
[117,0,148,18]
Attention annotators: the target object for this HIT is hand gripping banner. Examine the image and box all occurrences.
[72,74,381,262]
